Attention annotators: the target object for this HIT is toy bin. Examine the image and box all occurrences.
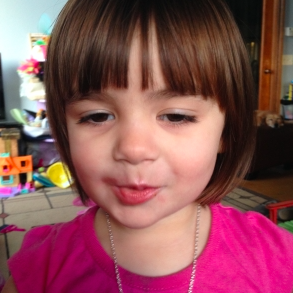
[281,100,293,120]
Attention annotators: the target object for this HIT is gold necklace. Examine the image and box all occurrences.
[105,204,201,293]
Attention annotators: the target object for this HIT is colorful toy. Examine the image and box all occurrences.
[0,128,33,197]
[17,58,42,76]
[0,224,26,234]
[46,162,73,188]
[32,172,55,187]
[0,182,35,198]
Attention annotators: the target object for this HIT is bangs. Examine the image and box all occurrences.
[47,0,246,104]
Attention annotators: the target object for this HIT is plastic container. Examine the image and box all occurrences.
[281,100,293,120]
[46,162,73,188]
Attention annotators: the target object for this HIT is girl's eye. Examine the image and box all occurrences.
[77,112,115,124]
[158,113,196,124]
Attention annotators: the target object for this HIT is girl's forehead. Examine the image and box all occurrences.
[127,32,165,91]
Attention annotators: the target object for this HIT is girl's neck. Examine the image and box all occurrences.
[94,203,211,276]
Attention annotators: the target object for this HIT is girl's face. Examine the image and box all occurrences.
[66,37,225,229]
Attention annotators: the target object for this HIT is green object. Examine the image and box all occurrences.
[10,109,28,125]
[278,220,293,233]
[38,167,45,173]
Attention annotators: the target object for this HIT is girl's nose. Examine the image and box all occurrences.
[112,123,159,165]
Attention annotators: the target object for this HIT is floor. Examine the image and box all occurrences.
[240,166,293,202]
[0,186,271,282]
[0,187,85,281]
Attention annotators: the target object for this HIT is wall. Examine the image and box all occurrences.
[282,0,293,99]
[0,0,67,120]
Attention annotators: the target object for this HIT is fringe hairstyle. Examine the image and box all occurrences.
[45,0,255,205]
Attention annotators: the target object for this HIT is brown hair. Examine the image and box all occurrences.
[45,0,255,205]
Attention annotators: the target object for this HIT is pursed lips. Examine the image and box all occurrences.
[104,179,162,205]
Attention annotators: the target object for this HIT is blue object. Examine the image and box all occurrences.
[38,13,53,35]
[33,173,55,187]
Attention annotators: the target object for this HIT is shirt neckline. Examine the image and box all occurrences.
[82,204,220,290]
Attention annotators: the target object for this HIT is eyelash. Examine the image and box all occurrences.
[158,114,197,125]
[77,113,197,126]
[77,113,114,125]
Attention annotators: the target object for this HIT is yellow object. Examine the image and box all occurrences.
[289,84,293,100]
[46,162,73,188]
[34,180,44,189]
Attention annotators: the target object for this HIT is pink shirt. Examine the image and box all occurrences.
[8,204,293,292]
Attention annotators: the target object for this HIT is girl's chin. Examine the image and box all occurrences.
[102,205,166,229]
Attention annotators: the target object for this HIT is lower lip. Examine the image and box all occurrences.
[113,186,160,205]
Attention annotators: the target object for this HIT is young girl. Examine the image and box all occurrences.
[3,0,293,292]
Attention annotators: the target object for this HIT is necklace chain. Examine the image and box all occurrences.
[105,204,201,293]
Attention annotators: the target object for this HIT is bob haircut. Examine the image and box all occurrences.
[45,0,255,206]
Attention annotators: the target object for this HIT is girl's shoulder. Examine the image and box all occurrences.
[18,205,97,248]
[205,203,293,291]
[211,203,293,247]
[212,203,293,235]
[7,206,99,292]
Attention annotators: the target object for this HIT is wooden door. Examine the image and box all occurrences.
[258,0,285,112]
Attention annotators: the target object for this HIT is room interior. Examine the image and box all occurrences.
[240,166,293,202]
[0,0,293,286]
